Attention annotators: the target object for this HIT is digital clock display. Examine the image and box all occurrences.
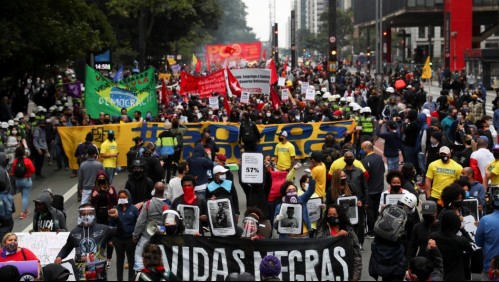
[94,63,111,70]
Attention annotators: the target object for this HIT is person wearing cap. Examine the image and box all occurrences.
[100,130,118,184]
[484,145,499,188]
[78,146,104,205]
[32,118,48,180]
[274,130,296,172]
[156,121,178,183]
[476,194,499,281]
[471,138,494,184]
[214,153,234,181]
[358,107,375,142]
[207,165,240,229]
[425,146,463,207]
[407,201,441,259]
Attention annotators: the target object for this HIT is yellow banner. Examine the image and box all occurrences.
[59,121,356,170]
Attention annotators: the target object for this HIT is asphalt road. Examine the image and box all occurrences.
[13,81,494,280]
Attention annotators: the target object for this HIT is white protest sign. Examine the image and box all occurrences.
[307,198,323,223]
[384,194,404,206]
[281,89,289,101]
[241,153,264,184]
[231,69,271,94]
[16,232,75,265]
[301,82,309,94]
[306,88,316,101]
[209,97,219,110]
[240,92,250,104]
[278,77,286,87]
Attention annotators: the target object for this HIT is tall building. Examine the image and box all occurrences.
[307,0,327,34]
[293,0,308,31]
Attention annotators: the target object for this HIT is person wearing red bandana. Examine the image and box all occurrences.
[171,175,208,235]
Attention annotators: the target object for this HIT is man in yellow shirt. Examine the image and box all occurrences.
[310,151,327,200]
[274,131,296,171]
[484,145,499,190]
[100,130,119,184]
[425,146,463,205]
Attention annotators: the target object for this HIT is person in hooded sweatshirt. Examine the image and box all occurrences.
[30,190,66,232]
[186,143,213,201]
[429,210,474,281]
[42,263,71,281]
[171,175,207,235]
[55,203,115,280]
[132,182,169,272]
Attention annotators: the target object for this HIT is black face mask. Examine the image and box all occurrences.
[391,185,401,192]
[494,152,499,159]
[459,176,470,184]
[344,158,354,166]
[440,156,450,163]
[133,171,143,179]
[422,214,435,224]
[327,216,339,226]
[165,225,178,235]
[98,179,106,185]
[340,179,346,185]
[278,137,284,142]
[104,118,110,123]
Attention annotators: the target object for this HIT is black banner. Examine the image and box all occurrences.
[152,236,353,281]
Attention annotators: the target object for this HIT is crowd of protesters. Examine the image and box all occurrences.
[0,61,499,281]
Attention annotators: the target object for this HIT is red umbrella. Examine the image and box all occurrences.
[395,79,406,90]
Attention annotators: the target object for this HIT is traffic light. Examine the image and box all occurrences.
[367,47,371,58]
[330,45,337,61]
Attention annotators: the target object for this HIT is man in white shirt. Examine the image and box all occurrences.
[470,137,494,184]
[167,162,189,202]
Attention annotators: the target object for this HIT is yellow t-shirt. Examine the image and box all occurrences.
[426,159,463,199]
[100,140,118,168]
[328,157,366,175]
[488,159,499,185]
[274,142,296,171]
[312,163,327,199]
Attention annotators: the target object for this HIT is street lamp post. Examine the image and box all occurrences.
[451,31,457,71]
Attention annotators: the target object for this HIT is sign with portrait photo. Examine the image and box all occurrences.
[307,198,323,223]
[207,198,235,236]
[337,196,358,225]
[277,203,303,235]
[177,205,200,235]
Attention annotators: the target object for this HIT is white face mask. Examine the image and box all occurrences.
[11,130,17,135]
[208,111,213,115]
[219,174,226,181]
[78,214,95,226]
[195,110,200,114]
[118,198,128,205]
[266,112,271,117]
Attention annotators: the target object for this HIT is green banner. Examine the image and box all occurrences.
[84,65,158,118]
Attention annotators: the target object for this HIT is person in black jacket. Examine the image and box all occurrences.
[402,109,419,169]
[139,142,163,183]
[124,160,154,205]
[239,111,260,153]
[198,129,219,161]
[407,201,441,259]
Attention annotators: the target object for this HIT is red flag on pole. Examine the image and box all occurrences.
[161,79,169,105]
[223,94,232,113]
[270,87,281,110]
[227,68,242,96]
[195,56,202,73]
[267,59,278,85]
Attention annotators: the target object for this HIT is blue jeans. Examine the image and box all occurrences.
[387,157,400,172]
[16,177,32,213]
[105,168,115,184]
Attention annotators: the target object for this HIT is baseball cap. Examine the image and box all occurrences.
[216,154,227,162]
[213,165,229,175]
[276,130,288,137]
[421,201,437,215]
[439,146,450,155]
[108,130,115,135]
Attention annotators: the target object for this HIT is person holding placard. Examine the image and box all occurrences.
[0,233,40,278]
[274,130,295,172]
[206,166,240,227]
[316,204,362,281]
[379,170,410,213]
[172,175,207,235]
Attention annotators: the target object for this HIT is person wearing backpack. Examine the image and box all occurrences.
[11,146,35,219]
[239,111,260,153]
[30,190,67,232]
[369,193,418,281]
[156,121,177,183]
[126,136,143,170]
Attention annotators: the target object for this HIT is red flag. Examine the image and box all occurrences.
[270,87,281,110]
[262,49,267,60]
[161,79,168,105]
[195,56,202,73]
[267,59,278,85]
[223,94,232,113]
[227,68,242,96]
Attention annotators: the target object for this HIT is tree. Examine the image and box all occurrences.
[208,0,257,44]
[0,0,115,79]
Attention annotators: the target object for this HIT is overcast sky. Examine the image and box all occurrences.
[242,0,292,47]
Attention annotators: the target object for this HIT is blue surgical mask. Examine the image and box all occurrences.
[359,149,366,157]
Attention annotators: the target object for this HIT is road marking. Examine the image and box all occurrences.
[22,183,78,233]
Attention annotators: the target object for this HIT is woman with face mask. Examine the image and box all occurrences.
[326,169,354,207]
[90,170,117,269]
[379,170,409,213]
[108,190,139,281]
[316,205,362,281]
[0,233,41,278]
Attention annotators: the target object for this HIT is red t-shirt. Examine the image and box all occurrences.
[0,248,40,263]
[10,158,36,178]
